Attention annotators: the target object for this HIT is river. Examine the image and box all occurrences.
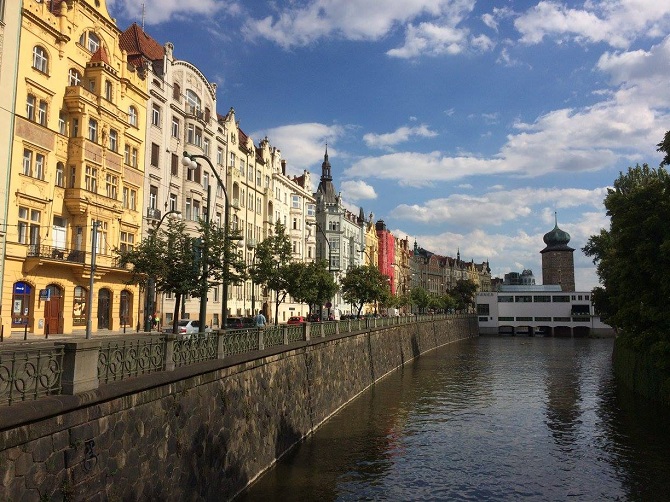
[238,336,670,501]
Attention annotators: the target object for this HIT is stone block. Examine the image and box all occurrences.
[57,340,102,394]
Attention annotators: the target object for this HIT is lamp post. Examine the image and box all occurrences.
[85,220,100,339]
[182,151,234,331]
[144,209,181,332]
[307,221,332,318]
[247,238,257,315]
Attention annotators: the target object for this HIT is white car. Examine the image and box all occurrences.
[163,319,212,335]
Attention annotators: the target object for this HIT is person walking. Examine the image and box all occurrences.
[254,311,266,328]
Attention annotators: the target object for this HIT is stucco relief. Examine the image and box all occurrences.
[15,117,55,151]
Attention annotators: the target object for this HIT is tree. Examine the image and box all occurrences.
[583,163,670,351]
[452,279,477,312]
[657,131,670,167]
[287,260,339,315]
[117,217,200,332]
[410,287,430,313]
[251,221,293,325]
[341,265,389,318]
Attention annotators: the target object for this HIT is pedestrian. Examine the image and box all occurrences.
[254,311,266,328]
[152,312,160,331]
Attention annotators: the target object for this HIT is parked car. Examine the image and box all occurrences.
[163,319,211,335]
[307,313,321,322]
[225,317,256,329]
[287,316,307,325]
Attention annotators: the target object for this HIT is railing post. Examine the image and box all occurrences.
[57,340,101,395]
[335,320,340,335]
[164,334,177,371]
[284,326,290,344]
[216,331,226,359]
[258,328,265,350]
[304,323,310,342]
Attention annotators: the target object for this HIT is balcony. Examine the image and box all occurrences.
[146,207,162,220]
[27,244,86,263]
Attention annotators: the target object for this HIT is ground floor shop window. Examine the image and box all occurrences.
[11,282,32,326]
[73,286,87,326]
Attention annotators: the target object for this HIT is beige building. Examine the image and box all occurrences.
[2,0,148,337]
[0,0,22,329]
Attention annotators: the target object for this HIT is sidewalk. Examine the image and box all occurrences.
[1,327,161,343]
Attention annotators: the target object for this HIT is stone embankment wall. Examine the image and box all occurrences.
[0,316,477,501]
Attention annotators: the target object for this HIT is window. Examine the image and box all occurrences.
[129,188,137,210]
[185,198,192,220]
[122,187,129,208]
[203,172,209,191]
[55,162,64,187]
[171,153,179,176]
[229,152,235,168]
[204,107,211,122]
[37,100,47,126]
[32,46,48,73]
[124,144,130,164]
[186,161,201,183]
[131,147,138,168]
[256,197,262,214]
[35,153,45,180]
[185,89,201,112]
[169,193,177,212]
[265,175,270,188]
[105,174,118,199]
[18,206,40,249]
[171,116,179,138]
[73,286,87,326]
[193,200,200,220]
[186,124,202,145]
[150,143,159,167]
[533,295,551,302]
[109,129,118,152]
[105,80,113,101]
[307,204,315,217]
[149,186,158,210]
[85,166,97,192]
[88,119,98,142]
[203,138,210,156]
[552,295,570,302]
[120,231,134,252]
[128,106,137,126]
[498,295,514,303]
[26,94,35,121]
[58,112,66,135]
[69,166,75,188]
[80,31,100,53]
[68,68,81,86]
[172,82,180,101]
[515,295,532,303]
[22,149,32,176]
[151,104,161,127]
[256,170,261,186]
[292,195,300,209]
[217,147,223,165]
[71,118,79,137]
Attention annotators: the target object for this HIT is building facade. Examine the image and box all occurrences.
[2,0,148,337]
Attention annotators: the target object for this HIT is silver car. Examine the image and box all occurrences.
[163,319,211,335]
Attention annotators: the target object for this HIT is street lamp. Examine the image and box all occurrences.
[307,221,333,318]
[182,151,235,331]
[246,238,257,315]
[145,210,181,332]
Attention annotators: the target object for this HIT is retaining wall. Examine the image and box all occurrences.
[0,316,477,501]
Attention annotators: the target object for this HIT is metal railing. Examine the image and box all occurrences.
[1,313,462,406]
[97,335,165,383]
[0,343,64,405]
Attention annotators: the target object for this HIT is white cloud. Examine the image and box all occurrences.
[108,0,231,24]
[514,0,670,49]
[363,124,438,149]
[250,123,345,174]
[340,180,378,201]
[389,187,607,226]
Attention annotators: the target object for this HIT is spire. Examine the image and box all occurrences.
[321,144,332,182]
[315,145,337,203]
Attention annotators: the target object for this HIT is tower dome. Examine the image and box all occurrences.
[542,214,572,251]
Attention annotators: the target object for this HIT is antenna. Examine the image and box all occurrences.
[141,3,146,31]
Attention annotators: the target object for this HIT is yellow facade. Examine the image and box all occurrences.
[2,0,148,337]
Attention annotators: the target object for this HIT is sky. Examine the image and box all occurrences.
[107,0,670,291]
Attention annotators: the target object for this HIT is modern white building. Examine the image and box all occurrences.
[476,286,614,337]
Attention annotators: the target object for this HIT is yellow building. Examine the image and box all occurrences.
[2,0,148,337]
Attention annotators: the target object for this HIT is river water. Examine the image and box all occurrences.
[238,336,670,501]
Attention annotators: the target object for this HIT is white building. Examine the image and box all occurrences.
[477,286,614,337]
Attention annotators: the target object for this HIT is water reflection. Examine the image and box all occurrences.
[239,337,670,501]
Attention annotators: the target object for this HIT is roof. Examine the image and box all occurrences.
[119,23,164,65]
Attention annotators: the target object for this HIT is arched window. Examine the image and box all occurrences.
[68,68,82,86]
[79,31,100,53]
[185,89,201,112]
[73,286,87,326]
[128,106,137,126]
[172,82,180,101]
[120,290,133,327]
[32,46,48,73]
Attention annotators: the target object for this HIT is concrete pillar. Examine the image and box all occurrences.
[57,340,101,394]
[164,334,177,370]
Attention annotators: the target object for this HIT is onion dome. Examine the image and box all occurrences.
[541,213,574,252]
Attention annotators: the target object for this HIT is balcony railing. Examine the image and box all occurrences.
[27,244,86,263]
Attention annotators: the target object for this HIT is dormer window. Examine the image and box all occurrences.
[185,89,201,113]
[79,31,100,53]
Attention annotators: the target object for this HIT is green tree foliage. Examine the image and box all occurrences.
[410,287,430,313]
[452,279,478,312]
[204,220,247,294]
[251,221,293,324]
[657,131,670,167]
[583,164,670,358]
[287,260,339,314]
[341,265,390,317]
[117,217,200,330]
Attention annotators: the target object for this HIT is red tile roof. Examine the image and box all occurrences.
[119,23,164,65]
[90,46,110,65]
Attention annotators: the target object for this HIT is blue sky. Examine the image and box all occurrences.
[108,0,670,291]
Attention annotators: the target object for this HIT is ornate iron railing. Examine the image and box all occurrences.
[223,329,260,356]
[0,344,64,405]
[26,244,86,263]
[98,336,165,383]
[322,321,337,337]
[172,332,218,367]
[263,326,285,348]
[285,325,304,343]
